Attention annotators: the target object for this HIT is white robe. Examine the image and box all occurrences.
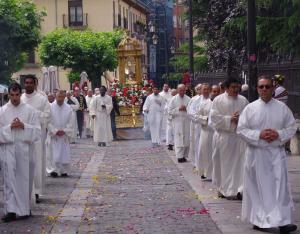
[48,102,75,174]
[165,98,175,145]
[237,98,297,228]
[168,94,191,159]
[196,97,214,178]
[85,96,94,137]
[0,102,41,216]
[187,95,202,168]
[65,96,79,141]
[143,94,164,144]
[159,91,172,141]
[209,92,248,196]
[21,91,51,196]
[90,95,113,143]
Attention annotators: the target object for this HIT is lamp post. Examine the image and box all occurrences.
[247,0,258,102]
[188,0,194,85]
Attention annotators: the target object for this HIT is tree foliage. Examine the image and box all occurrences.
[191,0,300,73]
[0,0,45,84]
[39,29,124,88]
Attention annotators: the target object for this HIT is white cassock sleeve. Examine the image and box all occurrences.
[209,100,233,131]
[168,97,180,117]
[0,125,13,143]
[237,107,263,147]
[37,99,51,127]
[62,111,76,138]
[17,111,41,144]
[277,106,297,144]
[89,98,96,117]
[195,104,209,126]
[187,99,196,122]
[104,96,113,115]
[143,96,150,113]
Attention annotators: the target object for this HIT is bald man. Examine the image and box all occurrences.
[168,84,191,163]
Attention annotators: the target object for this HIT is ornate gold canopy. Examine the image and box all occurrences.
[117,35,142,85]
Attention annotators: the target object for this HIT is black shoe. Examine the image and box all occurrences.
[35,194,40,204]
[178,158,187,163]
[103,142,106,147]
[237,192,243,200]
[98,142,102,147]
[201,175,207,180]
[50,171,58,178]
[2,213,16,222]
[218,192,225,198]
[253,225,269,232]
[61,173,68,177]
[168,144,174,150]
[279,224,297,233]
[181,158,187,162]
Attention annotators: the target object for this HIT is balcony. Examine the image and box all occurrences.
[63,13,88,29]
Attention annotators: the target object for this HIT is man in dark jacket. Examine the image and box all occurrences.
[108,88,120,140]
[73,87,87,138]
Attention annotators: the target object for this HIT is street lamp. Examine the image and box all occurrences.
[170,45,175,54]
[148,20,155,33]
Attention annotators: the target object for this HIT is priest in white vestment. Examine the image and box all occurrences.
[0,83,41,222]
[85,90,94,138]
[168,84,191,163]
[166,89,178,150]
[21,76,51,203]
[48,91,75,176]
[159,84,172,142]
[237,76,297,233]
[195,84,214,179]
[143,87,165,146]
[209,78,248,199]
[187,84,202,168]
[90,86,113,147]
[65,91,79,143]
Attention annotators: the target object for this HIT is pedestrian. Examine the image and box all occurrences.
[159,84,172,142]
[237,75,297,233]
[65,91,79,143]
[73,87,87,138]
[187,84,202,169]
[165,89,177,150]
[273,74,288,104]
[196,84,214,180]
[141,87,152,140]
[47,90,75,177]
[21,75,51,203]
[143,86,165,147]
[0,83,41,222]
[108,88,120,141]
[209,77,248,199]
[47,93,55,103]
[85,89,94,138]
[90,86,113,147]
[210,85,220,100]
[168,84,191,163]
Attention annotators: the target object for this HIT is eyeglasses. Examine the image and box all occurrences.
[258,85,272,90]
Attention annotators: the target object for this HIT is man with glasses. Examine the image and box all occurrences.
[237,75,297,233]
[209,77,248,199]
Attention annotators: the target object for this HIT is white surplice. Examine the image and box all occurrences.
[168,94,191,159]
[85,95,94,137]
[143,94,164,144]
[195,97,214,178]
[48,101,75,175]
[237,98,297,228]
[0,102,41,216]
[90,95,113,143]
[187,95,202,168]
[65,96,79,141]
[209,92,248,196]
[159,91,172,141]
[21,91,51,196]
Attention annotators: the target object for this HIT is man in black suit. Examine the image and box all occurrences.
[73,87,87,138]
[108,88,120,140]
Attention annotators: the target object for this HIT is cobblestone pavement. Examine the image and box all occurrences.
[0,138,299,234]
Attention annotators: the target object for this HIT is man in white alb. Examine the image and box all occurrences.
[166,89,177,150]
[143,87,165,146]
[209,77,248,199]
[21,75,51,203]
[0,83,41,222]
[85,89,94,138]
[168,84,191,163]
[159,84,172,142]
[237,76,297,233]
[65,91,79,143]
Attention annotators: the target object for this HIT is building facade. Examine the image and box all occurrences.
[13,0,148,90]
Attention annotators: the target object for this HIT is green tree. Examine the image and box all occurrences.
[0,0,45,84]
[39,28,124,88]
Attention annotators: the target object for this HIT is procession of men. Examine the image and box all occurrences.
[0,73,298,234]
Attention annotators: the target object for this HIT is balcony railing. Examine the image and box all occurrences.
[63,13,88,28]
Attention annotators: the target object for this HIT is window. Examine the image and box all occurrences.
[68,0,83,26]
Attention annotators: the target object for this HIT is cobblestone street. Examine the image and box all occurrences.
[0,138,299,234]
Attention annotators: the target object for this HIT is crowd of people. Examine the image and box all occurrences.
[0,75,117,222]
[0,73,297,234]
[142,75,297,233]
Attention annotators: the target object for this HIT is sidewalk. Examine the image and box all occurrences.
[166,148,300,234]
